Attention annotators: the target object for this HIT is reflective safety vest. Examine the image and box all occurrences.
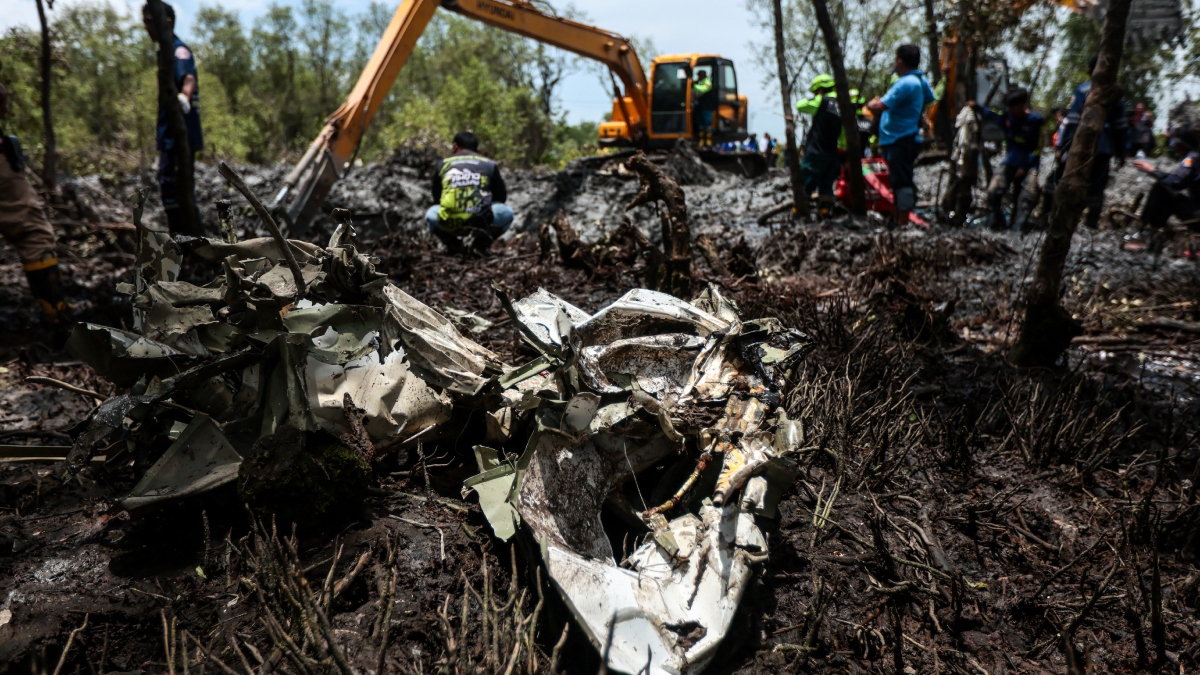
[693,78,713,96]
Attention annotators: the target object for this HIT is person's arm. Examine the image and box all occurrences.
[430,160,443,202]
[491,165,507,204]
[796,96,821,115]
[1131,160,1167,179]
[871,82,903,116]
[968,102,1002,126]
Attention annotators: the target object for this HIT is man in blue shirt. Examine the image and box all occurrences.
[867,44,936,227]
[143,2,204,236]
[969,88,1045,231]
[1053,55,1128,230]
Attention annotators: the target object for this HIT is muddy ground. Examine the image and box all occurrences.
[1,149,1199,675]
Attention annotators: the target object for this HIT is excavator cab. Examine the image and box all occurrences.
[602,54,748,148]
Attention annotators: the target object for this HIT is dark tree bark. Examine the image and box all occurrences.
[147,0,200,237]
[35,0,56,194]
[1009,0,1132,368]
[811,0,867,215]
[924,0,940,87]
[771,0,808,218]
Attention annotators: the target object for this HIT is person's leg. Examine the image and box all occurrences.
[425,205,442,232]
[1013,168,1039,234]
[884,137,917,226]
[1084,153,1112,229]
[0,158,66,325]
[1140,181,1195,229]
[489,203,514,235]
[801,153,821,197]
[986,166,1013,229]
[425,205,464,252]
[813,155,840,215]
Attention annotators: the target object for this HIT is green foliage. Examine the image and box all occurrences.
[746,0,923,110]
[0,0,617,173]
[1038,13,1179,113]
[0,2,156,175]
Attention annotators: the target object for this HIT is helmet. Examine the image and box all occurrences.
[809,73,835,92]
[848,88,865,105]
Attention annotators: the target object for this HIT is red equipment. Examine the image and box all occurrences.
[835,158,928,227]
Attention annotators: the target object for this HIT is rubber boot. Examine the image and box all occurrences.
[432,228,466,255]
[817,195,836,217]
[25,261,74,347]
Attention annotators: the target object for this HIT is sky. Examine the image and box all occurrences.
[1,0,791,142]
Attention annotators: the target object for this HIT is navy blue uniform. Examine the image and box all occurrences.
[1142,151,1200,231]
[157,37,203,236]
[1057,81,1128,229]
[978,107,1045,230]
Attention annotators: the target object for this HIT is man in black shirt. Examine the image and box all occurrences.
[425,131,512,252]
[797,74,843,215]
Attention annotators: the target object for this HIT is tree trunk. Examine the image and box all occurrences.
[811,0,866,215]
[772,0,808,218]
[1009,0,1132,368]
[147,0,200,237]
[924,0,940,86]
[35,0,56,195]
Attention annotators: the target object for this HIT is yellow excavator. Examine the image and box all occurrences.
[271,0,762,232]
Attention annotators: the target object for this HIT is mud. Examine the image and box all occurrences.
[1,147,1199,674]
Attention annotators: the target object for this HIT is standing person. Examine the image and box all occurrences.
[1051,107,1066,149]
[868,44,936,228]
[1055,55,1128,230]
[968,88,1045,231]
[143,1,203,236]
[1133,110,1156,157]
[425,131,512,253]
[744,133,760,153]
[0,82,76,335]
[693,69,716,148]
[796,74,843,216]
[762,132,778,166]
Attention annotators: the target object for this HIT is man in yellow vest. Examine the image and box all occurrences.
[796,74,843,215]
[693,70,716,148]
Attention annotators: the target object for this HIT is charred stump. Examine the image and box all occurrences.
[1009,0,1132,367]
[620,151,693,298]
[548,209,594,272]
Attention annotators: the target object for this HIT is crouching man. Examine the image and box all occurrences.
[425,131,513,252]
[1133,124,1200,232]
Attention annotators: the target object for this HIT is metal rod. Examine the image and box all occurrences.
[218,161,307,296]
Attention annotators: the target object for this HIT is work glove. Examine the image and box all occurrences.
[177,92,192,115]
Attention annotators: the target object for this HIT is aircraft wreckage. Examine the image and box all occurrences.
[57,173,813,675]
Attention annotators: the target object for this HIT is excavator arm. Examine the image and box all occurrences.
[271,0,650,233]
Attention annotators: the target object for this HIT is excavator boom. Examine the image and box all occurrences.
[271,0,651,233]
